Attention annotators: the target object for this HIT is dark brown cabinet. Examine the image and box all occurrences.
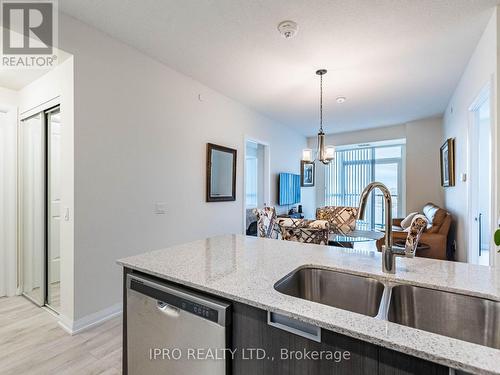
[232,302,448,375]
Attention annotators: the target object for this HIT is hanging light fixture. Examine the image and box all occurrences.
[303,69,335,164]
[315,69,335,164]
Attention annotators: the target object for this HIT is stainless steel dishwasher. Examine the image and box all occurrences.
[126,273,231,375]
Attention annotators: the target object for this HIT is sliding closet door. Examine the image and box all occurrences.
[20,113,46,306]
[47,108,61,311]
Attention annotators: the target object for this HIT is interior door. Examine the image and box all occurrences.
[20,113,46,306]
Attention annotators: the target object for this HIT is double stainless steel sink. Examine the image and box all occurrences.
[274,267,385,317]
[274,266,500,349]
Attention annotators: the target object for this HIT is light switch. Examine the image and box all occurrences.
[460,173,467,182]
[64,208,70,221]
[154,202,167,215]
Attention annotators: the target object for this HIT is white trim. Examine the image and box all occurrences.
[335,138,406,151]
[20,96,60,120]
[242,136,271,234]
[466,79,494,265]
[493,71,499,268]
[58,302,122,335]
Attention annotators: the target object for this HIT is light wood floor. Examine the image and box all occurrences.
[0,296,122,375]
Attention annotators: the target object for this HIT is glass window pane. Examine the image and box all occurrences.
[325,143,404,230]
[245,157,258,207]
[374,162,399,228]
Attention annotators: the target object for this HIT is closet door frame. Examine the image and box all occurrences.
[18,98,60,309]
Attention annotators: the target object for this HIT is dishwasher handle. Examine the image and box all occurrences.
[156,301,180,318]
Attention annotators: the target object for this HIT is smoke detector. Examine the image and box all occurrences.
[277,20,298,39]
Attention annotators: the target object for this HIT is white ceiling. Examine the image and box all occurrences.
[60,0,498,136]
[0,27,72,91]
[0,69,49,91]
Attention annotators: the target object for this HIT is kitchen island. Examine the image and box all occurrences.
[118,234,500,375]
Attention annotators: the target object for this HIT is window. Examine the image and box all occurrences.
[325,140,406,230]
[245,156,258,207]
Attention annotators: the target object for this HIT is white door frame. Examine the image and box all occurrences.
[242,136,270,234]
[466,79,496,266]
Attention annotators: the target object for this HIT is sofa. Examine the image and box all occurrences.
[376,203,452,260]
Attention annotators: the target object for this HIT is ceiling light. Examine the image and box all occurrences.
[336,96,347,104]
[302,69,335,165]
[277,20,298,39]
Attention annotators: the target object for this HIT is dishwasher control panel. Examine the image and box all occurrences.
[130,277,220,323]
[183,300,218,321]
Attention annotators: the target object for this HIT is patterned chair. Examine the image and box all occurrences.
[277,218,330,245]
[253,207,280,239]
[402,216,428,255]
[316,206,358,235]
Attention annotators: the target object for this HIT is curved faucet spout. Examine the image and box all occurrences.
[357,182,393,251]
[357,182,395,273]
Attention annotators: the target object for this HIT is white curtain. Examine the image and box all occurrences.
[326,148,374,228]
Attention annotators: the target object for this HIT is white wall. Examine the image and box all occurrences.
[58,14,312,322]
[443,8,498,263]
[0,87,19,297]
[405,118,445,213]
[309,117,443,214]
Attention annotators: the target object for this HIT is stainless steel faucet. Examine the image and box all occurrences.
[357,182,415,274]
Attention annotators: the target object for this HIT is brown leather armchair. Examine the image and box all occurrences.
[376,203,452,260]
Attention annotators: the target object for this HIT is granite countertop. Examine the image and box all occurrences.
[117,234,500,375]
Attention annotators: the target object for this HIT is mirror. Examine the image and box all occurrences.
[206,143,237,202]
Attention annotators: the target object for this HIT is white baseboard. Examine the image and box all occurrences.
[58,302,122,335]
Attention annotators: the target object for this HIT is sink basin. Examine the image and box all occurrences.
[388,284,500,349]
[274,267,385,317]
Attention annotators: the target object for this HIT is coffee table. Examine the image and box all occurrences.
[329,229,384,248]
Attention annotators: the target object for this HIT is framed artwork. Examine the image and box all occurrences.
[300,160,315,187]
[440,138,455,187]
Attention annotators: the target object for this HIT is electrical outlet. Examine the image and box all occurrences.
[154,202,167,215]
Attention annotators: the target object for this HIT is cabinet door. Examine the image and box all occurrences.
[232,302,378,375]
[378,348,448,375]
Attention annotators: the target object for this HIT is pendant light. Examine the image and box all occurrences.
[303,69,335,164]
